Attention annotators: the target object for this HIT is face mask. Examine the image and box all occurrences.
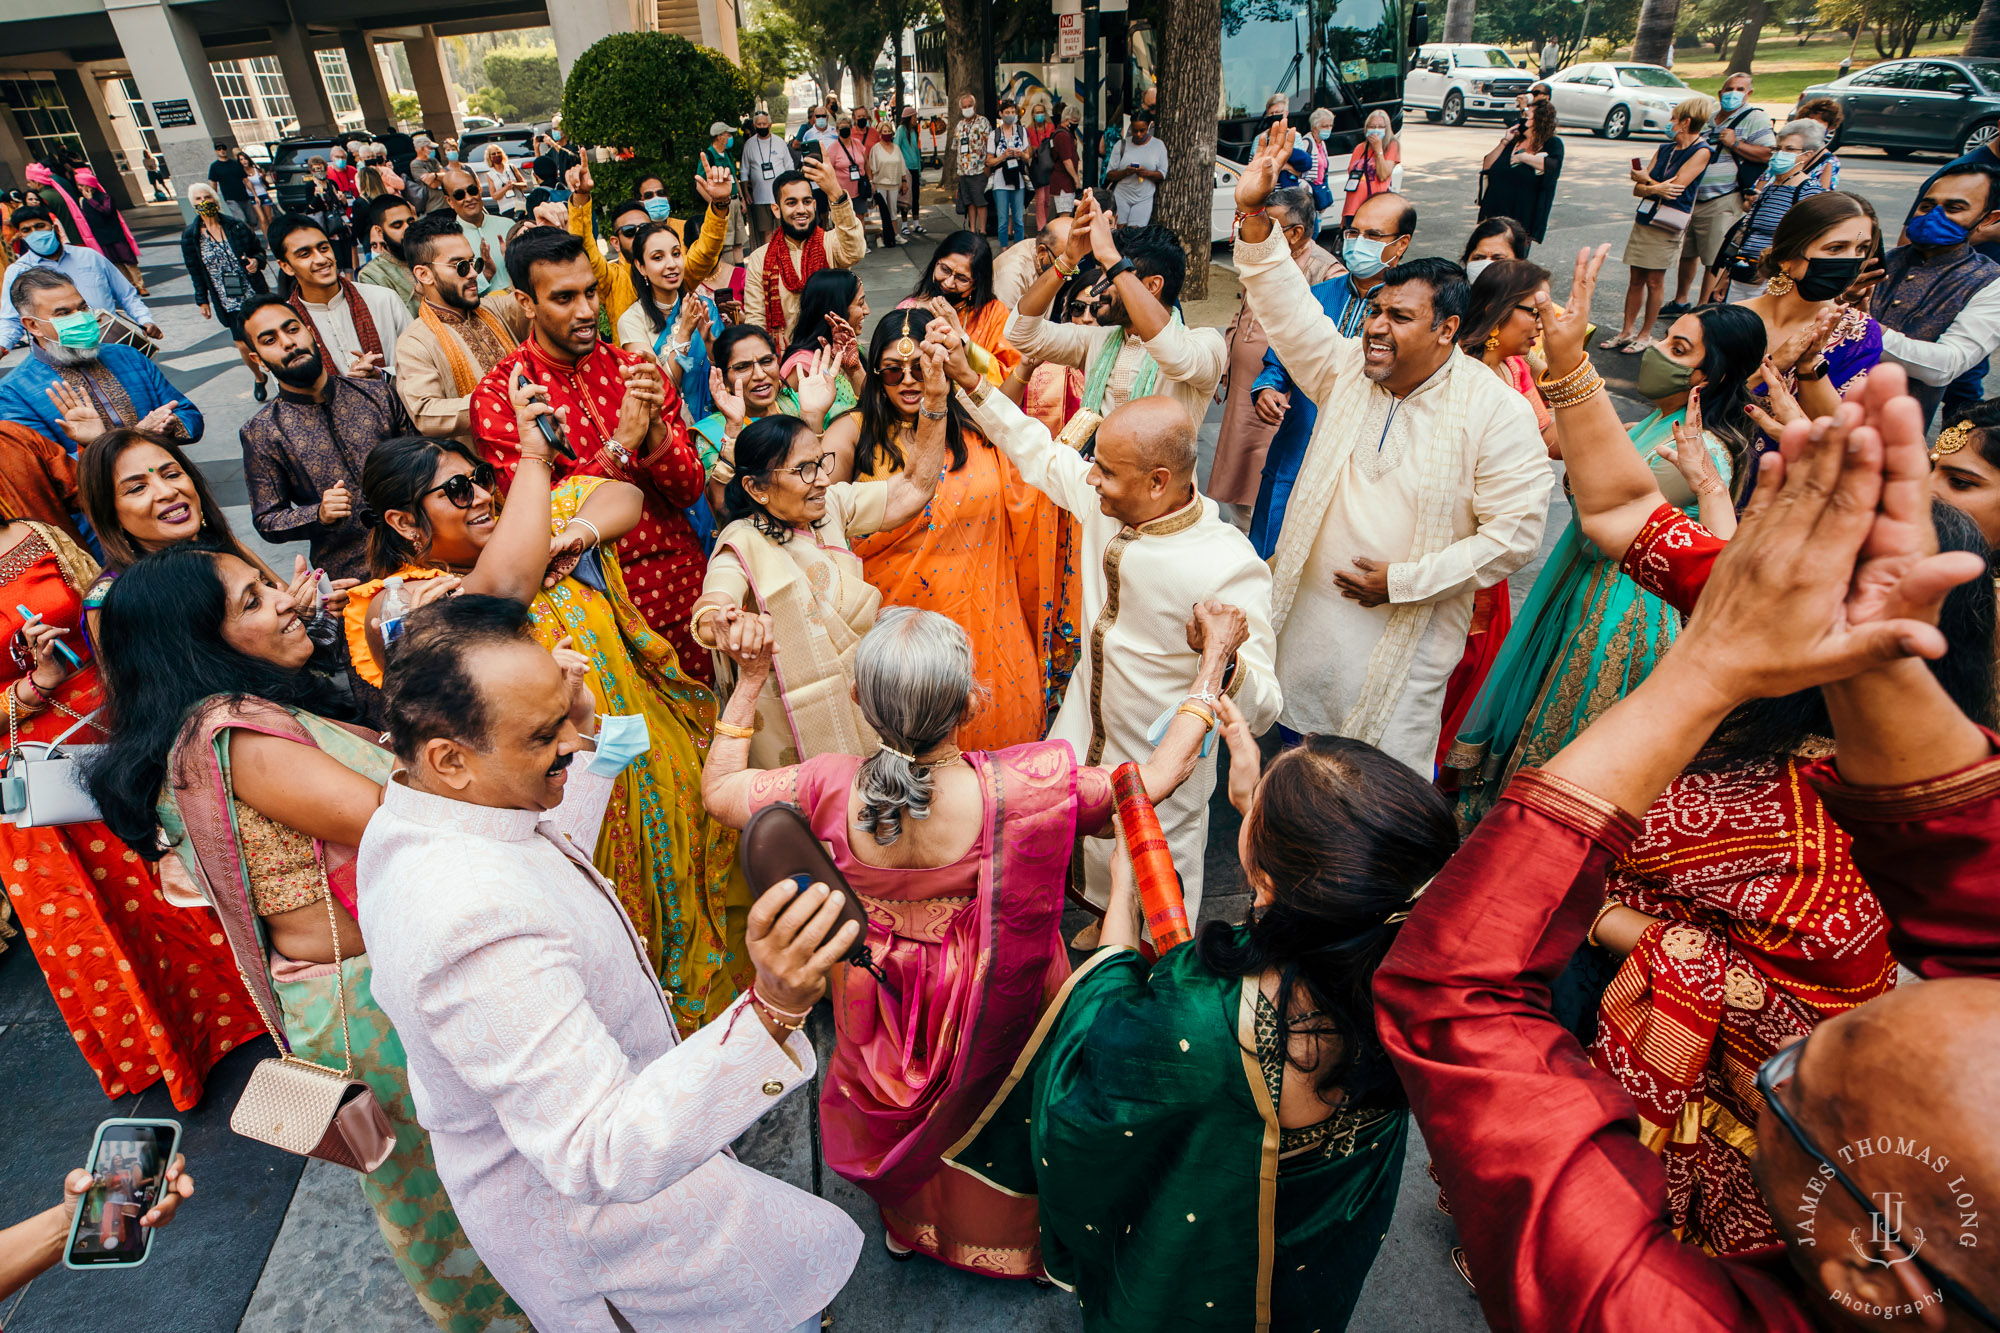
[23,230,59,257]
[1317,127,1333,140]
[551,128,563,141]
[1908,205,1972,249]
[1719,90,1745,112]
[446,150,459,162]
[839,126,851,137]
[961,106,975,119]
[1034,112,1046,123]
[1366,127,1385,140]
[1465,257,1494,286]
[49,309,101,350]
[584,712,650,777]
[757,125,770,137]
[1769,151,1798,176]
[1796,255,1865,302]
[1341,235,1393,279]
[1003,113,1018,125]
[1636,344,1695,400]
[855,121,868,131]
[816,117,829,130]
[643,197,673,221]
[332,154,346,165]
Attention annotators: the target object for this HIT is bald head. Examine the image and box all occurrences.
[1038,217,1073,270]
[1753,978,2000,1318]
[1086,396,1198,528]
[1113,396,1198,477]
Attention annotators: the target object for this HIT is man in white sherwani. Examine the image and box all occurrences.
[941,331,1282,926]
[1231,128,1553,775]
[358,595,862,1333]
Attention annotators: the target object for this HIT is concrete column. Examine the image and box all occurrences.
[103,0,235,222]
[404,26,459,143]
[551,0,641,80]
[341,30,395,135]
[270,23,338,137]
[52,71,139,211]
[0,106,35,193]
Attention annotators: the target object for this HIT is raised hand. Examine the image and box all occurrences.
[1767,304,1840,373]
[348,349,383,379]
[1534,244,1611,382]
[1233,120,1292,213]
[1186,599,1250,662]
[800,152,840,199]
[19,613,74,687]
[794,342,840,426]
[532,199,570,228]
[1088,204,1122,267]
[1066,191,1102,263]
[284,555,320,613]
[45,383,104,444]
[135,401,180,434]
[919,333,950,412]
[508,368,561,455]
[1215,694,1261,816]
[826,314,860,369]
[1744,357,1808,437]
[549,633,597,732]
[708,365,748,427]
[1655,387,1728,501]
[921,313,978,391]
[673,293,710,343]
[694,162,733,206]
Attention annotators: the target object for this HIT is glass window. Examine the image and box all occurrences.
[1907,63,1963,92]
[317,49,359,117]
[248,56,295,127]
[1617,66,1686,88]
[1456,48,1517,68]
[0,78,85,164]
[210,62,256,123]
[1849,63,1905,88]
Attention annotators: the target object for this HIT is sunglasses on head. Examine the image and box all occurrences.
[426,256,476,278]
[420,460,498,509]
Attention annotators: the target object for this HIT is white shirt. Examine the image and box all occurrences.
[741,132,789,205]
[987,124,1030,192]
[959,382,1282,913]
[359,772,860,1333]
[456,208,517,290]
[1880,272,2000,385]
[297,281,412,375]
[1002,306,1225,430]
[1106,136,1170,225]
[991,237,1040,310]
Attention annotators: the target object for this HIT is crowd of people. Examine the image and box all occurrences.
[0,81,1994,1333]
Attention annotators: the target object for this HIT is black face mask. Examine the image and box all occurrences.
[1796,255,1865,302]
[757,126,770,137]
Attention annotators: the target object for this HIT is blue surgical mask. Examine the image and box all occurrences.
[1908,204,1972,249]
[816,116,828,130]
[551,128,563,141]
[584,713,650,777]
[1317,127,1333,140]
[1341,235,1393,279]
[1365,127,1385,140]
[1719,90,1745,111]
[1769,150,1799,176]
[643,196,673,221]
[446,150,459,162]
[23,229,59,258]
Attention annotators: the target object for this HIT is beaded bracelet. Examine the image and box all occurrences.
[1544,369,1605,411]
[749,986,811,1031]
[1537,358,1597,398]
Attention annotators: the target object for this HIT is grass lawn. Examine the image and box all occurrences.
[1501,31,1977,104]
[1680,69,1841,102]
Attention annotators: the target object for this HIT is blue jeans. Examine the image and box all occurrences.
[993,188,1024,246]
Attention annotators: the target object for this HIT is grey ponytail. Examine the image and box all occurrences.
[852,607,976,845]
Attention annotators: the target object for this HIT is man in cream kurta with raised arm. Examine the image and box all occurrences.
[940,318,1280,920]
[360,596,861,1333]
[1232,128,1551,774]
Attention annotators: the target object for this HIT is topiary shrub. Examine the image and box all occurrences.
[561,31,752,223]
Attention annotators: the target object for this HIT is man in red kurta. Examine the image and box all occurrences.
[472,225,714,684]
[1375,385,2000,1332]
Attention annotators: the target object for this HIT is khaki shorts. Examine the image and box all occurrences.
[1687,191,1745,268]
[1623,219,1685,271]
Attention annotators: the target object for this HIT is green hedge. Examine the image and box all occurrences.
[561,31,751,222]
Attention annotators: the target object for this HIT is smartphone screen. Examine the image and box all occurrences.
[64,1119,179,1269]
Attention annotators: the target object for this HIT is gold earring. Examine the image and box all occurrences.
[1765,271,1795,297]
[1484,330,1501,352]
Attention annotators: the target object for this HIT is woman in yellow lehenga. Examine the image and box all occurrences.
[343,426,744,1031]
[825,308,1080,749]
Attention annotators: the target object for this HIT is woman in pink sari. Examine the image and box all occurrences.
[703,604,1241,1277]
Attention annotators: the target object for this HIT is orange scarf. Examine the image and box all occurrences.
[416,300,517,396]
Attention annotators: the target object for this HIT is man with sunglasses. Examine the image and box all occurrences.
[271,212,411,377]
[438,164,515,292]
[471,227,715,673]
[1377,369,2000,1333]
[393,210,527,443]
[564,155,730,328]
[236,291,412,588]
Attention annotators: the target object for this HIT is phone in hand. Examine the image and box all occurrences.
[1632,156,1644,171]
[515,369,574,460]
[64,1118,180,1270]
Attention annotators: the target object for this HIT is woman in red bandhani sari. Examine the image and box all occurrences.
[702,606,1221,1278]
[0,511,257,1109]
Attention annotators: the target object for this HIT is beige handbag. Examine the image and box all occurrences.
[205,855,395,1174]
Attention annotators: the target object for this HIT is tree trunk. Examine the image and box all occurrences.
[1443,0,1478,43]
[936,0,981,189]
[1631,0,1682,65]
[1155,0,1220,301]
[1724,0,1768,74]
[1970,0,2000,56]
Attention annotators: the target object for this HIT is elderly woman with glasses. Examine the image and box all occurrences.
[690,331,953,770]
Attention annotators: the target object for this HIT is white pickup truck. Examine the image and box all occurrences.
[1403,44,1536,126]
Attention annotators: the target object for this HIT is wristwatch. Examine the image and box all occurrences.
[1795,358,1831,382]
[1103,256,1136,284]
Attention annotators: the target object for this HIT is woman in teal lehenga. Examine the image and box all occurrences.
[1446,304,1766,824]
[948,712,1457,1331]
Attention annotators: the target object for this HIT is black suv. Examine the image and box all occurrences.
[269,133,375,212]
[458,122,546,174]
[1799,58,2000,158]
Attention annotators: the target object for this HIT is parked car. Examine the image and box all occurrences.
[267,134,374,213]
[1543,62,1690,140]
[1797,57,2000,158]
[462,115,501,132]
[459,122,541,173]
[1403,44,1536,126]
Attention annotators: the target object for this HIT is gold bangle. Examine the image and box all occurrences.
[1175,703,1216,729]
[1537,358,1596,396]
[1586,899,1619,948]
[713,718,755,740]
[1544,370,1605,410]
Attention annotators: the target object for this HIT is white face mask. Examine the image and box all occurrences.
[1465,258,1494,286]
[961,105,976,119]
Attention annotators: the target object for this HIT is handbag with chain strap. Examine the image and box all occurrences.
[1,694,102,827]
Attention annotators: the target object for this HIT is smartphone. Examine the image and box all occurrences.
[803,142,824,161]
[1632,156,1644,170]
[515,369,575,460]
[64,1118,180,1270]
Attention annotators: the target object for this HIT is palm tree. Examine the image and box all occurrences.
[1444,0,1478,43]
[1632,0,1682,65]
[1970,0,2000,56]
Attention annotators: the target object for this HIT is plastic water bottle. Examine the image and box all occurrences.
[378,576,409,654]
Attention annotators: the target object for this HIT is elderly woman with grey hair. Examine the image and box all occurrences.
[1340,108,1399,225]
[1722,118,1832,302]
[1209,183,1336,518]
[702,602,1237,1279]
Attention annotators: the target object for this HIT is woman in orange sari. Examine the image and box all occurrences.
[898,230,1019,385]
[826,308,1077,750]
[0,505,258,1109]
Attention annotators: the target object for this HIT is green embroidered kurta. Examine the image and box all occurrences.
[946,939,1406,1331]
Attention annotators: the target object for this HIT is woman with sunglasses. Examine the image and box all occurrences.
[689,325,847,495]
[348,388,742,1031]
[822,308,1080,750]
[617,217,723,425]
[690,330,954,770]
[81,396,571,1331]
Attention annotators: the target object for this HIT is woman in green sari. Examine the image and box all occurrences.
[84,403,572,1332]
[949,699,1457,1331]
[1446,303,1765,823]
